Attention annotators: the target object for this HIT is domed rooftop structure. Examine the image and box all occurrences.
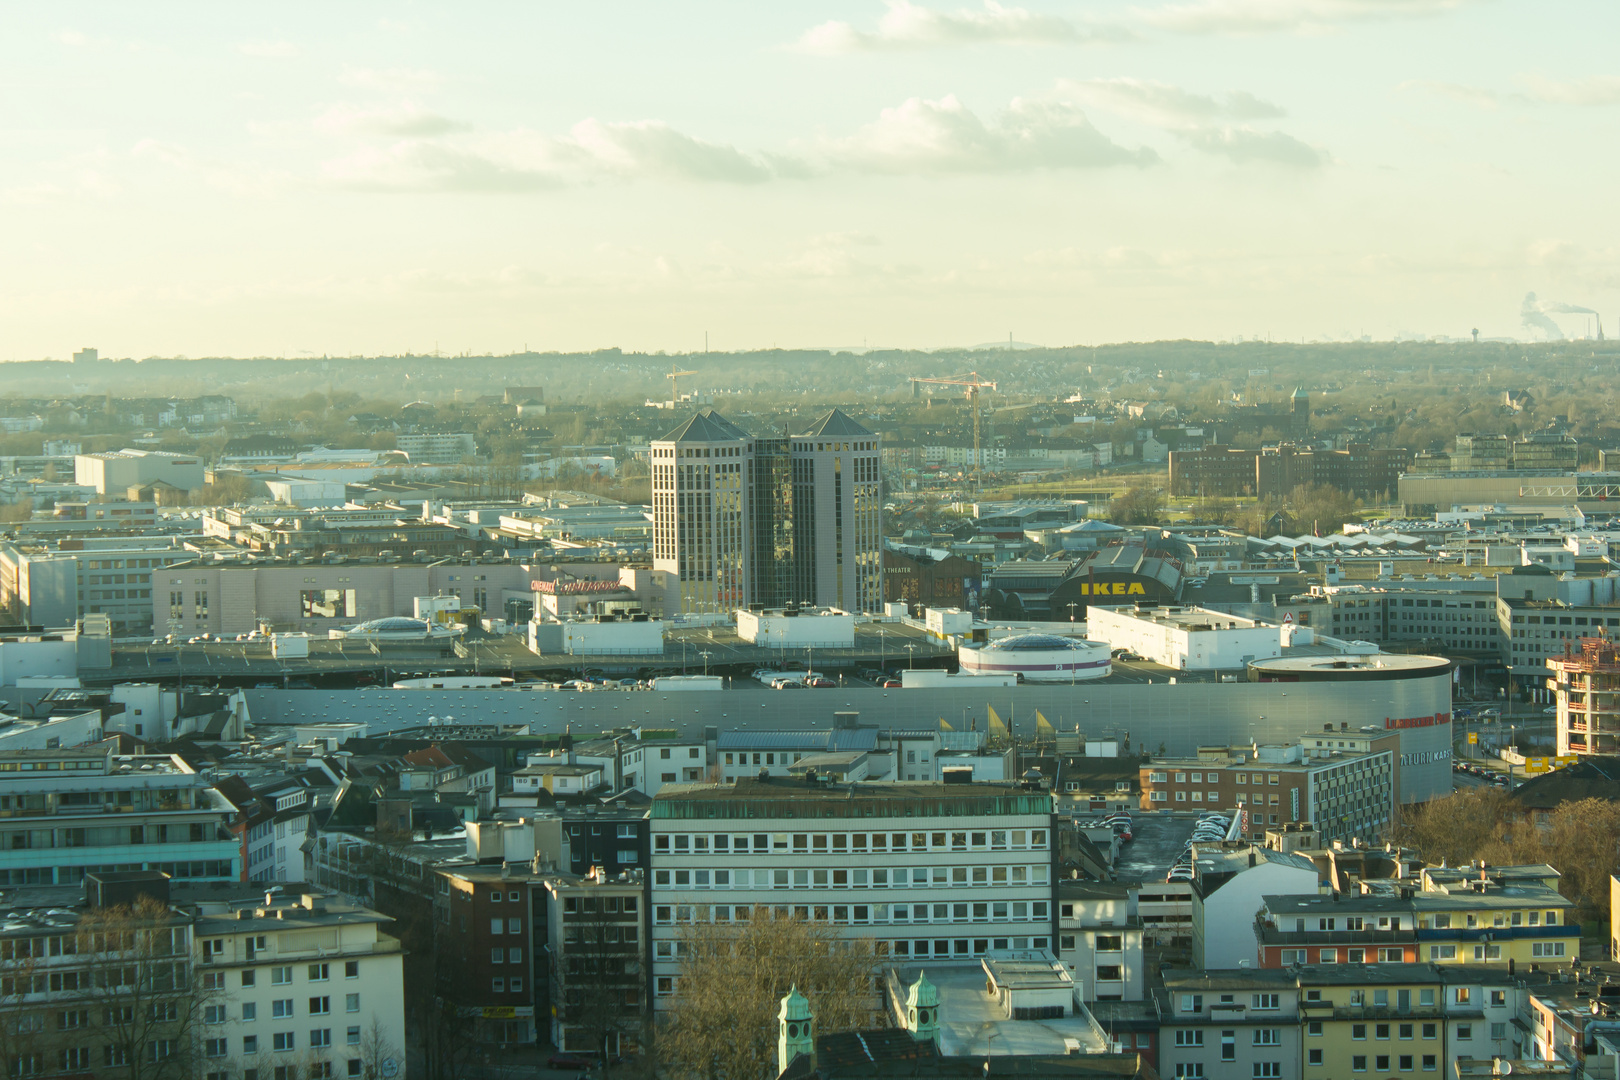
[980,633,1091,652]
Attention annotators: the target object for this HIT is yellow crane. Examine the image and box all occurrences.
[666,363,698,408]
[911,371,998,491]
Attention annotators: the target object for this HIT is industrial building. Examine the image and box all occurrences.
[651,407,883,614]
[982,544,1185,621]
[73,448,205,495]
[1088,605,1291,670]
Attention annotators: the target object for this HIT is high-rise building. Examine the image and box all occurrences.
[790,411,883,613]
[651,408,882,613]
[650,410,755,614]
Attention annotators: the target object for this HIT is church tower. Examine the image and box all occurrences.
[777,985,815,1075]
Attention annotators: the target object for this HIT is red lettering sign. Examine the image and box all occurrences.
[1384,713,1450,730]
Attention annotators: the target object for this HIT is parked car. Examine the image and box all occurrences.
[882,679,902,689]
[807,678,837,688]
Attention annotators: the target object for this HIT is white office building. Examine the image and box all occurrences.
[647,777,1055,1007]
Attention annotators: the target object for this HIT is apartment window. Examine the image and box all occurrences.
[311,1029,331,1049]
[1376,1024,1390,1040]
[1352,1025,1366,1041]
[309,997,330,1015]
[1174,1067,1204,1079]
[1254,1066,1281,1078]
[1423,1055,1437,1071]
[271,967,292,985]
[1455,988,1471,1004]
[1307,1022,1322,1036]
[347,1027,361,1045]
[205,1039,229,1059]
[273,1032,295,1052]
[1251,993,1279,1010]
[272,1000,294,1018]
[1456,1025,1472,1041]
[1352,1057,1367,1072]
[1308,1050,1324,1066]
[308,964,329,981]
[1422,1024,1437,1040]
[1221,1031,1235,1061]
[345,961,359,979]
[1376,1057,1390,1072]
[346,994,360,1013]
[1174,1031,1203,1047]
[242,1036,258,1055]
[492,978,505,993]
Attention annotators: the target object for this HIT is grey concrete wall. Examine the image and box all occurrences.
[244,674,1454,801]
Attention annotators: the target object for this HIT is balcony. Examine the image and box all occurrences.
[1256,921,1416,947]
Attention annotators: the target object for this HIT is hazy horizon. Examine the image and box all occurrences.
[6,1,1618,359]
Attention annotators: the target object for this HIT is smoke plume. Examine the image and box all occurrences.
[1519,291,1591,340]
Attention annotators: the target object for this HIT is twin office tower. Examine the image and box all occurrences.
[650,408,883,615]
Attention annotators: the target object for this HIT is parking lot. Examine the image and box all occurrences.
[1114,812,1203,882]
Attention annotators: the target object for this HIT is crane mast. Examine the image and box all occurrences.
[909,371,998,492]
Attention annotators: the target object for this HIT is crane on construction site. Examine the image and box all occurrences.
[910,371,998,491]
[666,362,698,409]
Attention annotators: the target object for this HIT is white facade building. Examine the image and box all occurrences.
[647,778,1055,1008]
[1087,605,1287,670]
[193,890,406,1080]
[735,608,855,647]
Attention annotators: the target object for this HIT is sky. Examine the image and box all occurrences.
[4,1,1619,359]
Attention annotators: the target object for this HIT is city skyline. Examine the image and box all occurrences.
[5,1,1618,358]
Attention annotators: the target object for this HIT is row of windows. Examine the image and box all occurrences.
[653,863,1050,889]
[653,899,1050,925]
[1152,772,1284,785]
[1428,909,1560,928]
[653,829,1047,854]
[653,934,1049,991]
[204,994,363,1023]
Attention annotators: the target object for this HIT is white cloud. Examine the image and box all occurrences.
[322,120,784,192]
[1058,77,1285,126]
[822,94,1155,173]
[1179,126,1326,166]
[1519,73,1620,107]
[1057,79,1321,166]
[794,0,1127,54]
[238,40,298,58]
[1142,0,1480,36]
[315,103,471,138]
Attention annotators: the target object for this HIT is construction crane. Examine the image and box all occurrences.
[910,371,998,491]
[666,363,698,408]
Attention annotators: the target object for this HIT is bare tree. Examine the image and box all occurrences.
[0,951,57,1080]
[75,896,213,1080]
[359,1014,404,1080]
[551,893,645,1068]
[658,909,879,1080]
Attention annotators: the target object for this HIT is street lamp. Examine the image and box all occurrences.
[905,643,918,669]
[700,650,712,677]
